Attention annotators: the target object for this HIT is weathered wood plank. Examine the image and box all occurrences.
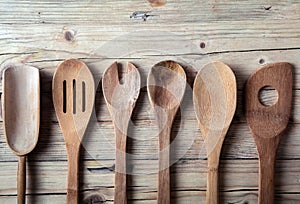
[1,0,300,202]
[1,160,300,202]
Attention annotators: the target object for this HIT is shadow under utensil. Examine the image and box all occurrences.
[27,74,57,203]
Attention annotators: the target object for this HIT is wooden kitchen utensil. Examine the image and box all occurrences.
[193,61,236,204]
[245,62,293,204]
[2,64,40,204]
[102,62,141,204]
[52,59,95,204]
[147,60,186,204]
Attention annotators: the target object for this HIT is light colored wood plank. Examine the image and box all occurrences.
[0,160,300,202]
[0,0,300,203]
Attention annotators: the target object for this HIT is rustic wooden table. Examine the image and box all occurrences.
[0,0,300,203]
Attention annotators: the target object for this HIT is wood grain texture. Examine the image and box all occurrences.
[147,61,186,204]
[2,65,40,204]
[245,63,293,204]
[0,0,300,203]
[193,62,237,204]
[103,62,141,204]
[52,59,95,204]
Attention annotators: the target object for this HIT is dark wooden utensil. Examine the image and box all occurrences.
[245,62,293,204]
[147,60,186,204]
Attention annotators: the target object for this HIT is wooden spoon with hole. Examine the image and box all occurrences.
[52,59,95,204]
[245,62,293,204]
[147,60,186,204]
[193,61,236,204]
[102,62,141,204]
[2,64,40,204]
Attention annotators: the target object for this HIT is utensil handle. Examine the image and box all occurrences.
[66,145,80,204]
[158,126,171,204]
[206,152,220,204]
[115,128,127,204]
[258,153,276,204]
[206,168,218,204]
[17,156,26,204]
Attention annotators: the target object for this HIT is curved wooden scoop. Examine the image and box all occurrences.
[147,60,186,204]
[2,64,40,204]
[102,62,141,204]
[53,59,95,204]
[193,61,236,204]
[245,62,293,204]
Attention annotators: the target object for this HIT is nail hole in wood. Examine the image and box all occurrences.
[259,58,265,64]
[258,85,278,107]
[64,30,74,41]
[200,42,206,49]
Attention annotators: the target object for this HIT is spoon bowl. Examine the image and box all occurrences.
[193,61,237,204]
[147,60,186,204]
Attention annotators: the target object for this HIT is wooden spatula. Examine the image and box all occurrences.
[52,59,95,204]
[245,62,293,204]
[2,64,40,204]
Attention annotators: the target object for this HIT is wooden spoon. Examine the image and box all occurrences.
[2,64,40,204]
[193,61,236,204]
[52,59,95,204]
[102,62,141,204]
[245,62,293,204]
[147,60,186,204]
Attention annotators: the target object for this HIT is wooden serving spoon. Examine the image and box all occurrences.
[245,62,293,204]
[102,62,141,204]
[147,60,186,204]
[2,64,40,204]
[52,59,95,204]
[193,61,236,204]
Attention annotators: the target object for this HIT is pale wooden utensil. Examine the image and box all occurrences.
[52,59,95,204]
[193,61,236,204]
[147,60,186,204]
[2,65,40,204]
[102,62,141,204]
[245,62,293,204]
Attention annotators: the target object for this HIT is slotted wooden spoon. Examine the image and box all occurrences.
[147,60,186,204]
[193,61,236,204]
[102,62,141,204]
[52,59,95,204]
[2,64,40,204]
[245,62,293,204]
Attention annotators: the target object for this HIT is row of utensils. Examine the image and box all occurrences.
[2,59,292,204]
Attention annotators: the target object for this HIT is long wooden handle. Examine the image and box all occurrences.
[158,125,171,204]
[17,156,26,204]
[66,145,80,204]
[206,151,221,204]
[206,167,218,204]
[115,127,127,204]
[258,153,276,204]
